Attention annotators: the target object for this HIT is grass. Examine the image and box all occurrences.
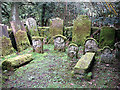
[1,44,120,88]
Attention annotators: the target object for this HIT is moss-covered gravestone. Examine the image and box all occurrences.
[32,36,44,53]
[100,46,114,63]
[114,42,120,60]
[99,26,115,48]
[10,21,30,52]
[0,24,14,56]
[72,15,91,46]
[84,38,99,54]
[53,34,67,52]
[49,18,63,38]
[68,43,79,58]
[26,18,39,36]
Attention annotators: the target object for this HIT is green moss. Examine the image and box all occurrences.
[0,36,15,56]
[72,15,91,46]
[49,18,63,38]
[99,26,115,48]
[32,36,44,41]
[15,30,30,52]
[53,34,67,40]
[69,43,78,47]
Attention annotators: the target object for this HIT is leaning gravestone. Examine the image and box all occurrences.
[49,18,63,38]
[84,38,99,54]
[53,34,67,52]
[114,42,120,60]
[10,20,30,52]
[32,36,44,53]
[26,18,39,36]
[68,43,79,58]
[0,24,14,56]
[101,46,114,63]
[72,15,91,46]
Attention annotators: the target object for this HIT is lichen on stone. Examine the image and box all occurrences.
[72,15,91,46]
[0,36,14,56]
[15,30,30,52]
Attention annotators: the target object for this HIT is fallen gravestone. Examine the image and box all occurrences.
[72,15,91,46]
[114,42,120,60]
[10,21,30,52]
[68,43,79,58]
[26,18,39,36]
[100,46,114,63]
[84,38,99,54]
[49,18,63,38]
[32,36,44,53]
[0,24,14,56]
[53,34,67,52]
[2,54,33,70]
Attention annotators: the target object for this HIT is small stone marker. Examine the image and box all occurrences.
[10,21,30,52]
[26,18,39,36]
[49,18,63,38]
[53,34,67,52]
[84,38,99,54]
[68,43,79,58]
[32,36,44,53]
[0,24,14,56]
[114,42,120,59]
[101,46,114,63]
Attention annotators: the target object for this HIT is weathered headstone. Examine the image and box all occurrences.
[99,26,115,48]
[68,43,79,58]
[53,34,67,52]
[72,15,91,46]
[49,18,63,38]
[0,24,14,56]
[101,46,114,63]
[32,36,44,53]
[26,18,39,36]
[84,38,99,54]
[10,21,30,52]
[114,42,120,60]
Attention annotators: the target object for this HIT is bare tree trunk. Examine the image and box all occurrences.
[0,2,2,23]
[41,3,46,26]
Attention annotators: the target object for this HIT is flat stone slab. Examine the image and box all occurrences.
[74,52,95,70]
[2,54,33,70]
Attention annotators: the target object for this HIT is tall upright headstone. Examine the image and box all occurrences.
[72,15,91,46]
[0,24,14,56]
[26,18,39,36]
[49,18,63,38]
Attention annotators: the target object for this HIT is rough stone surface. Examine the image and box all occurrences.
[101,46,114,63]
[84,38,99,54]
[114,42,120,60]
[0,24,14,56]
[10,21,30,52]
[99,26,115,48]
[32,36,44,53]
[49,18,63,38]
[26,18,39,36]
[2,54,33,70]
[53,34,67,52]
[72,15,91,46]
[68,43,79,58]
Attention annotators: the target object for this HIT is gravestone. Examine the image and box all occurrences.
[26,18,39,36]
[68,43,79,58]
[72,15,91,46]
[49,18,63,38]
[53,34,67,52]
[114,42,120,60]
[10,21,30,52]
[99,26,115,48]
[101,46,114,63]
[84,38,99,54]
[32,36,44,53]
[0,24,14,56]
